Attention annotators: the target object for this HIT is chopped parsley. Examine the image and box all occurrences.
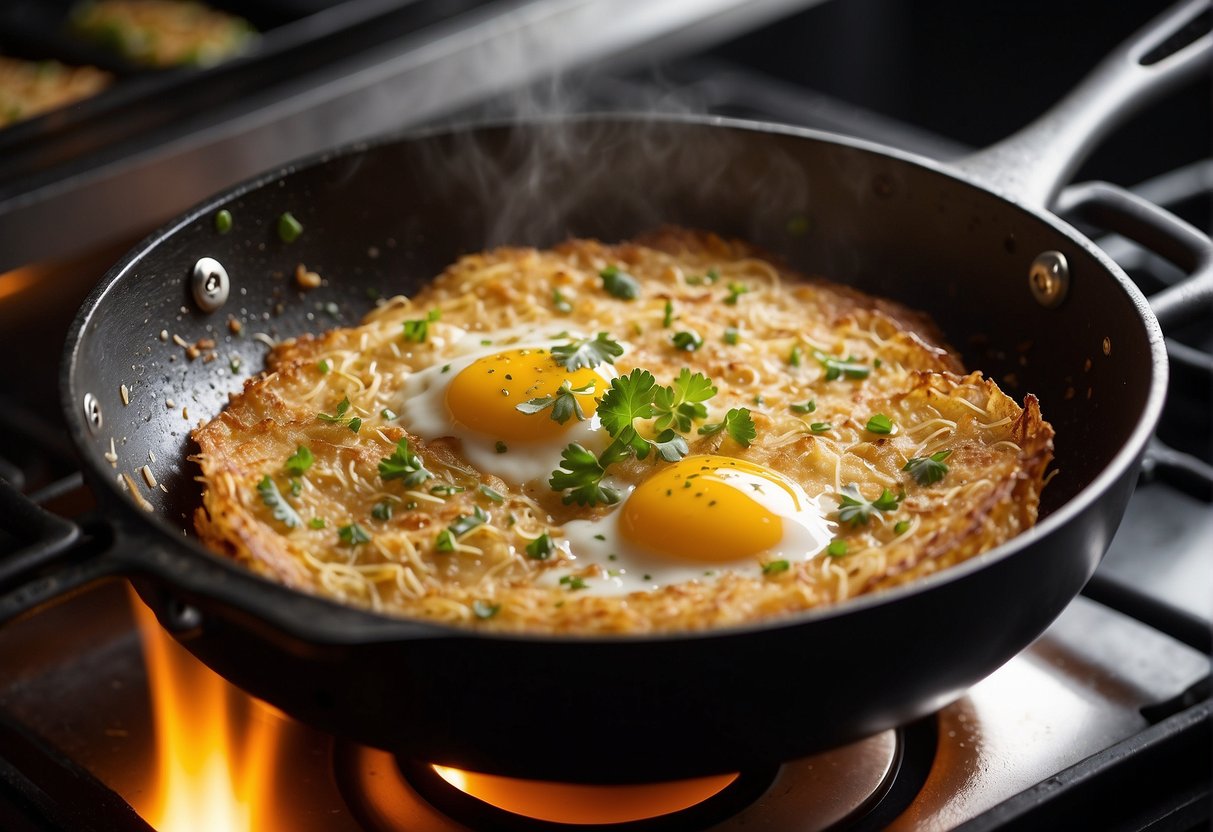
[894,520,911,535]
[381,408,397,420]
[813,349,870,381]
[257,475,301,529]
[553,289,573,314]
[788,345,803,367]
[600,265,640,299]
[429,484,465,496]
[560,575,589,591]
[515,379,594,424]
[317,359,330,375]
[214,209,233,234]
[653,369,716,433]
[472,600,500,619]
[598,368,658,439]
[837,484,904,527]
[827,539,849,557]
[762,559,790,575]
[526,533,555,560]
[338,522,371,546]
[866,414,894,434]
[663,300,676,328]
[904,449,953,485]
[308,517,326,529]
[347,417,362,433]
[317,396,352,423]
[687,268,719,286]
[723,326,739,345]
[809,422,832,433]
[371,501,394,521]
[284,445,314,476]
[671,329,703,352]
[551,332,624,371]
[697,407,757,448]
[791,400,816,414]
[289,478,302,497]
[448,506,488,537]
[277,211,302,243]
[478,484,504,503]
[402,309,440,343]
[378,437,433,486]
[723,282,750,305]
[435,529,456,552]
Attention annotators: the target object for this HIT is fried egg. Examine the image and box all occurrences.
[558,455,834,595]
[397,328,617,484]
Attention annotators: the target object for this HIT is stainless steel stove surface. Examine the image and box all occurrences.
[1,1,1210,830]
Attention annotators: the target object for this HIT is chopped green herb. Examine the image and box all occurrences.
[284,445,314,476]
[753,394,765,407]
[598,368,658,438]
[903,449,953,486]
[553,289,573,314]
[662,300,675,328]
[671,329,703,352]
[687,268,720,286]
[230,358,241,373]
[652,369,716,434]
[791,400,816,414]
[372,501,394,521]
[515,379,593,424]
[495,441,508,454]
[697,407,757,447]
[874,358,883,369]
[289,478,302,497]
[526,533,554,560]
[402,318,429,343]
[827,539,849,557]
[435,529,455,552]
[317,396,351,423]
[381,408,397,420]
[338,522,371,546]
[378,437,432,486]
[429,484,465,497]
[813,349,870,381]
[724,282,750,305]
[762,559,790,575]
[549,442,621,506]
[866,414,894,434]
[472,600,500,619]
[810,422,832,433]
[837,484,904,527]
[894,520,911,535]
[317,358,330,375]
[448,506,488,537]
[560,575,589,591]
[788,345,803,367]
[550,332,624,371]
[723,326,739,345]
[600,265,640,300]
[256,475,301,529]
[347,417,362,433]
[277,212,303,243]
[214,209,233,234]
[478,484,504,503]
[308,517,326,529]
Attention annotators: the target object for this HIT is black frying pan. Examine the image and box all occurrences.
[1,1,1209,783]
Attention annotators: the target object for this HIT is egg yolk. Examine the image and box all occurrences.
[620,455,803,563]
[445,348,606,442]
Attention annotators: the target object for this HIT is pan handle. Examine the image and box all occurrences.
[0,475,125,625]
[953,0,1211,208]
[1055,180,1213,329]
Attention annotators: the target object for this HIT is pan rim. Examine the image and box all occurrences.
[60,112,1170,645]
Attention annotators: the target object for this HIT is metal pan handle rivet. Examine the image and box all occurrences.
[192,257,231,312]
[1028,251,1069,308]
[83,393,102,434]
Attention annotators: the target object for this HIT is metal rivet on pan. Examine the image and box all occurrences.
[1028,251,1069,308]
[83,393,102,434]
[192,257,230,312]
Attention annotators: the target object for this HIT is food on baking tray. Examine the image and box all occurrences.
[192,228,1053,634]
[71,0,256,67]
[0,57,111,127]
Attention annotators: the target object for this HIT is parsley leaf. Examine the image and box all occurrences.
[813,350,870,381]
[788,345,802,367]
[549,443,621,506]
[515,380,593,424]
[338,522,371,546]
[435,529,455,552]
[478,484,505,503]
[526,533,555,560]
[371,501,393,521]
[866,414,894,434]
[600,265,640,299]
[650,429,690,462]
[308,517,326,529]
[827,539,849,557]
[378,437,433,486]
[560,575,589,591]
[904,449,953,485]
[652,369,716,433]
[598,369,658,436]
[698,407,757,447]
[723,326,739,345]
[317,396,351,423]
[724,282,750,305]
[762,559,790,575]
[285,445,314,476]
[257,475,301,529]
[663,300,675,328]
[837,484,904,527]
[671,329,703,352]
[791,400,816,414]
[550,332,624,372]
[429,484,465,496]
[809,422,833,433]
[894,520,911,535]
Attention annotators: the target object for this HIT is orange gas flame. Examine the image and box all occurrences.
[130,590,283,832]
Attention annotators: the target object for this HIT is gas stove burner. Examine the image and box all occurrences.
[333,723,932,831]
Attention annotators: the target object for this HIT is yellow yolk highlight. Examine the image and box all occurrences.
[620,455,802,563]
[445,348,605,442]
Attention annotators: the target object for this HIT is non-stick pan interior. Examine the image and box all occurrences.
[66,117,1157,545]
